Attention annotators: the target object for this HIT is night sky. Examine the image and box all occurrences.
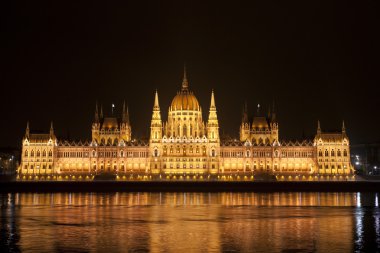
[1,1,379,147]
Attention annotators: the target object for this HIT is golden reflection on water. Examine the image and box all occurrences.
[1,192,379,252]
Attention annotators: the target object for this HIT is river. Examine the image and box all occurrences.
[1,192,379,252]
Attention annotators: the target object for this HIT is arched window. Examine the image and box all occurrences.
[101,138,105,145]
[211,149,216,157]
[265,138,270,144]
[42,150,46,157]
[331,150,335,156]
[259,138,263,144]
[25,150,28,157]
[92,150,96,157]
[343,150,348,157]
[337,150,341,156]
[37,150,40,157]
[246,150,250,157]
[183,125,187,136]
[318,150,323,156]
[325,150,329,156]
[113,139,118,146]
[177,125,180,136]
[251,138,256,144]
[48,150,52,157]
[154,149,158,157]
[31,150,34,157]
[120,150,124,157]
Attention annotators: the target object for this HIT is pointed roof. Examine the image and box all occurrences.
[50,121,54,137]
[153,90,160,110]
[100,104,104,119]
[181,64,189,91]
[242,102,248,123]
[210,89,216,109]
[122,100,130,124]
[342,120,346,133]
[317,120,321,134]
[94,102,99,122]
[25,121,30,138]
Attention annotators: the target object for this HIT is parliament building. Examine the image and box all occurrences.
[18,69,354,181]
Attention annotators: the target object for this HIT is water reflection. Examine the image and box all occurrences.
[0,192,379,252]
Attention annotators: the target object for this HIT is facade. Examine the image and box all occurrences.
[18,69,354,180]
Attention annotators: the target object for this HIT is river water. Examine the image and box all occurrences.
[1,192,379,252]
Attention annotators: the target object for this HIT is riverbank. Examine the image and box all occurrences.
[1,181,380,192]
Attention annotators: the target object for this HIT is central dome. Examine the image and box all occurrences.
[171,91,200,111]
[170,66,200,111]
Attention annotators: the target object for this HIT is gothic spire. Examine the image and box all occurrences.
[342,120,346,133]
[154,90,160,110]
[242,101,248,123]
[100,104,104,119]
[25,121,30,138]
[94,102,99,123]
[317,120,321,134]
[271,99,276,122]
[50,121,54,137]
[126,105,130,124]
[210,89,216,110]
[181,64,189,91]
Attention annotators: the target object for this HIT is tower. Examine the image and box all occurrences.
[207,90,219,143]
[150,90,162,143]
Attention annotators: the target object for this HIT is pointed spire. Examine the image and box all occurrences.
[100,104,104,119]
[25,121,30,138]
[210,89,216,109]
[122,100,129,123]
[242,101,248,123]
[342,120,346,133]
[181,64,189,91]
[271,99,276,121]
[153,90,160,110]
[50,121,54,137]
[126,105,130,124]
[94,102,99,123]
[256,103,261,116]
[317,120,321,134]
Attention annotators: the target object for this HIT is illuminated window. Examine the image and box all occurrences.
[343,150,348,157]
[325,150,329,156]
[48,150,52,157]
[25,150,28,157]
[337,150,341,156]
[331,150,335,156]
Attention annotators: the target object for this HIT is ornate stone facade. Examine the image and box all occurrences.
[18,69,354,180]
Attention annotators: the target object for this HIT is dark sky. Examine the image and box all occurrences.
[1,0,379,147]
